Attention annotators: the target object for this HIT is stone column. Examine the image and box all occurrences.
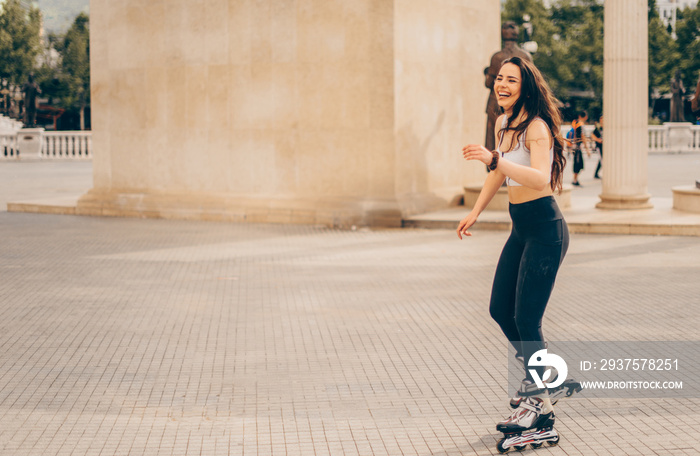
[597,0,652,210]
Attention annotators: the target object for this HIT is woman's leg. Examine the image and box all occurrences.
[489,231,525,354]
[513,219,569,381]
[572,148,584,185]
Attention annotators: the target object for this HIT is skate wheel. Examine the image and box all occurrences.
[530,442,543,449]
[547,434,560,447]
[514,445,527,451]
[496,439,510,454]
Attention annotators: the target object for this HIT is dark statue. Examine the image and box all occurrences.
[669,70,685,123]
[484,22,533,151]
[22,73,41,128]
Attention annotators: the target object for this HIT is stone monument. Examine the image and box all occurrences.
[21,74,41,128]
[665,71,693,154]
[78,1,500,227]
[669,70,685,122]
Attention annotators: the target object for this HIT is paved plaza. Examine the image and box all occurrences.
[1,158,700,455]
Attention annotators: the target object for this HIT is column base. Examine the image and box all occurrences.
[596,193,653,210]
[672,185,700,213]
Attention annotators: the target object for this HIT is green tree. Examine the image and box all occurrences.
[648,0,658,20]
[503,0,604,119]
[502,0,560,95]
[551,0,604,116]
[648,2,680,105]
[0,0,42,85]
[39,12,90,130]
[59,12,89,130]
[675,6,700,91]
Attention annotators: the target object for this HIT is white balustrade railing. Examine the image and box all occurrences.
[648,125,668,153]
[0,130,92,160]
[4,124,700,161]
[692,126,700,151]
[648,123,700,154]
[1,133,18,158]
[41,131,92,159]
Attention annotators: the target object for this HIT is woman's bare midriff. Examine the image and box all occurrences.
[508,185,554,204]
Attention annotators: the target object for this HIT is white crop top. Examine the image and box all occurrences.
[496,116,554,187]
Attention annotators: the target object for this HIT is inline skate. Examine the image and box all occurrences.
[496,397,560,453]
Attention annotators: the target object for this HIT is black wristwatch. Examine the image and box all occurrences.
[488,151,499,171]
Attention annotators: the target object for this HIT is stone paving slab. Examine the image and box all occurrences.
[1,212,699,455]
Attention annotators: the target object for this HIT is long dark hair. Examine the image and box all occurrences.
[497,57,566,193]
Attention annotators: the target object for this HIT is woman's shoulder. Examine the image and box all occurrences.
[526,117,551,138]
[496,113,507,127]
[523,117,552,151]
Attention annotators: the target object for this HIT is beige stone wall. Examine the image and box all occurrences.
[394,1,499,215]
[84,0,499,226]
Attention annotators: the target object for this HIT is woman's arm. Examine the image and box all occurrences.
[462,119,552,192]
[471,168,507,216]
[457,169,506,239]
[457,114,507,238]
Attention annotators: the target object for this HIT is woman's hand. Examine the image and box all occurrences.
[462,144,493,165]
[457,212,478,239]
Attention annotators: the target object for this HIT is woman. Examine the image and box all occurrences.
[457,57,569,450]
[570,110,590,186]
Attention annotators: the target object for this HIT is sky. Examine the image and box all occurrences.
[35,0,89,34]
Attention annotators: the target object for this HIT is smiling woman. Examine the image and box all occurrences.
[494,64,522,114]
[457,56,575,453]
[459,57,566,220]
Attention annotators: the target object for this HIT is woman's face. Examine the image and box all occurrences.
[495,63,522,113]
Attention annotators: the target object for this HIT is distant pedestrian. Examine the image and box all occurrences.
[591,115,603,179]
[571,111,590,186]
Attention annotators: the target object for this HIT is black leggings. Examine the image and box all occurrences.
[489,196,569,382]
